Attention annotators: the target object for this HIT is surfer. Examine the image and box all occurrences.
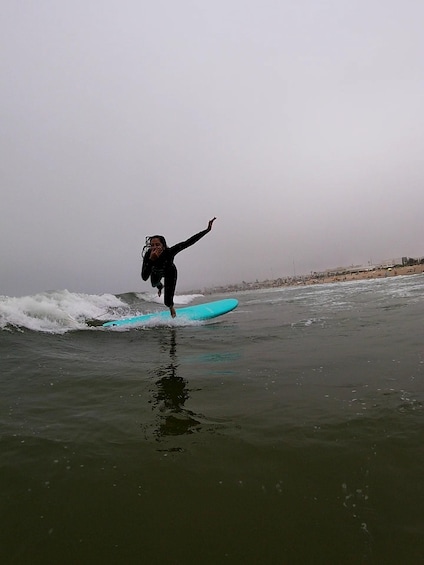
[141,217,216,318]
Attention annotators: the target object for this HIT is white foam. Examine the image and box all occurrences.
[0,290,126,334]
[135,292,203,305]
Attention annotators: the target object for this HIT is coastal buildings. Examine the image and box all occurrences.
[198,256,424,295]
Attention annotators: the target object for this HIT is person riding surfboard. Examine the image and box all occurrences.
[141,218,216,318]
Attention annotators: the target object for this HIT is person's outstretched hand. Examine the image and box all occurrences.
[207,217,216,231]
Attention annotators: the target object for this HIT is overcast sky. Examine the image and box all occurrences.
[2,0,424,297]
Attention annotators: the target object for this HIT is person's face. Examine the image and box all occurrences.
[150,238,164,256]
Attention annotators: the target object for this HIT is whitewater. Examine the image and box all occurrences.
[0,290,204,333]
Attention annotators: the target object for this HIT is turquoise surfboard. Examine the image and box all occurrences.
[102,298,238,328]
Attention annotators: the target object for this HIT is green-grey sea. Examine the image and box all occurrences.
[1,275,424,564]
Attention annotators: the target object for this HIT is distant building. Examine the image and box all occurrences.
[401,256,424,266]
[380,258,403,268]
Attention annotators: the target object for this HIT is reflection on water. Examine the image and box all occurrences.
[150,329,201,439]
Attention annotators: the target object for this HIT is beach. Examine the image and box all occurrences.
[205,262,424,294]
[309,263,424,284]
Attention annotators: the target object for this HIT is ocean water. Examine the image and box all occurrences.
[1,275,424,564]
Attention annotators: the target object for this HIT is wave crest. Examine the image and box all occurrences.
[0,289,204,334]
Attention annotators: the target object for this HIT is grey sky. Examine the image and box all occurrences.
[2,0,424,297]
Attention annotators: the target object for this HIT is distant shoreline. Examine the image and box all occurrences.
[303,263,424,285]
[201,264,424,295]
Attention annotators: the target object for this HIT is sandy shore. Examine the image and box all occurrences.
[312,263,424,285]
[203,263,424,294]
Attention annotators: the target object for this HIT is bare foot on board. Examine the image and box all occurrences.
[170,306,176,318]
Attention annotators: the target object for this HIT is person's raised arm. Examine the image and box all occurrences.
[170,217,217,256]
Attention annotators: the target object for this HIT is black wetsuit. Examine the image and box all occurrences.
[141,228,210,308]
